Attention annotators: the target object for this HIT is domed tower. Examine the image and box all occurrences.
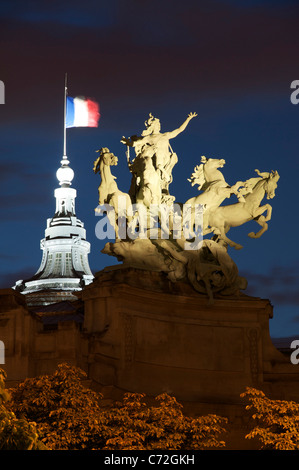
[14,154,94,306]
[14,75,99,306]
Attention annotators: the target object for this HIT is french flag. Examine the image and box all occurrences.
[66,96,100,128]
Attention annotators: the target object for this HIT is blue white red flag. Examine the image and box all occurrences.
[66,96,100,128]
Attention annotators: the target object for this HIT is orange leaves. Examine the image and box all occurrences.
[6,364,228,450]
[7,363,105,450]
[0,368,45,450]
[241,387,299,450]
[3,365,299,450]
[101,390,227,450]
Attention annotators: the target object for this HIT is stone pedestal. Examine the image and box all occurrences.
[81,266,295,404]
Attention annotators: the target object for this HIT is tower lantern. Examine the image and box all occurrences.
[14,153,94,306]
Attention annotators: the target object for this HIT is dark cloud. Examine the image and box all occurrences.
[0,192,52,210]
[0,162,52,183]
[1,0,299,119]
[0,267,36,289]
[0,0,118,27]
[0,252,18,261]
[0,162,26,182]
[0,160,54,218]
[243,264,299,305]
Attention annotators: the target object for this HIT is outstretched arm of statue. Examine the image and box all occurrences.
[166,112,198,139]
[121,136,132,147]
[121,135,139,147]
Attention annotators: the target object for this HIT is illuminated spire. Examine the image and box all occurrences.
[14,152,94,305]
[14,75,94,305]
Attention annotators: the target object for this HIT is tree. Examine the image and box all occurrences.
[0,368,43,450]
[241,387,299,450]
[100,392,227,450]
[9,363,107,450]
[9,363,228,450]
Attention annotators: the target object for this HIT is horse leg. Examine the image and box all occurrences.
[248,215,268,239]
[264,203,272,222]
[255,203,272,221]
[248,204,271,238]
[213,224,243,250]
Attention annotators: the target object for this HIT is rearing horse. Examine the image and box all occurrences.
[184,156,244,235]
[93,147,132,238]
[207,169,280,250]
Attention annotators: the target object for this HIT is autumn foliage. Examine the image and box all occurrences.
[4,364,299,450]
[6,363,106,450]
[0,369,44,450]
[100,392,227,450]
[5,363,227,450]
[241,387,299,450]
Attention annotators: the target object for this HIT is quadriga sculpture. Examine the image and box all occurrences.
[94,113,280,301]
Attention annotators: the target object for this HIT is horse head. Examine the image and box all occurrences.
[265,170,280,200]
[188,156,226,189]
[93,148,118,174]
[202,155,226,170]
[103,153,118,166]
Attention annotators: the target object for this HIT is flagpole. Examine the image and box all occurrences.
[63,72,67,160]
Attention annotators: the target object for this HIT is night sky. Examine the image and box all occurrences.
[0,0,298,339]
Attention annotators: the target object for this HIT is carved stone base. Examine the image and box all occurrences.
[81,266,297,404]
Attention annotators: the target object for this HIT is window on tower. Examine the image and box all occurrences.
[53,253,62,276]
[65,253,73,276]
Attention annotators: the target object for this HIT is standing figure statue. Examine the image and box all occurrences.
[121,112,197,204]
[134,146,162,207]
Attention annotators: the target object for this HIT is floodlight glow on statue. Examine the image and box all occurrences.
[94,112,279,302]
